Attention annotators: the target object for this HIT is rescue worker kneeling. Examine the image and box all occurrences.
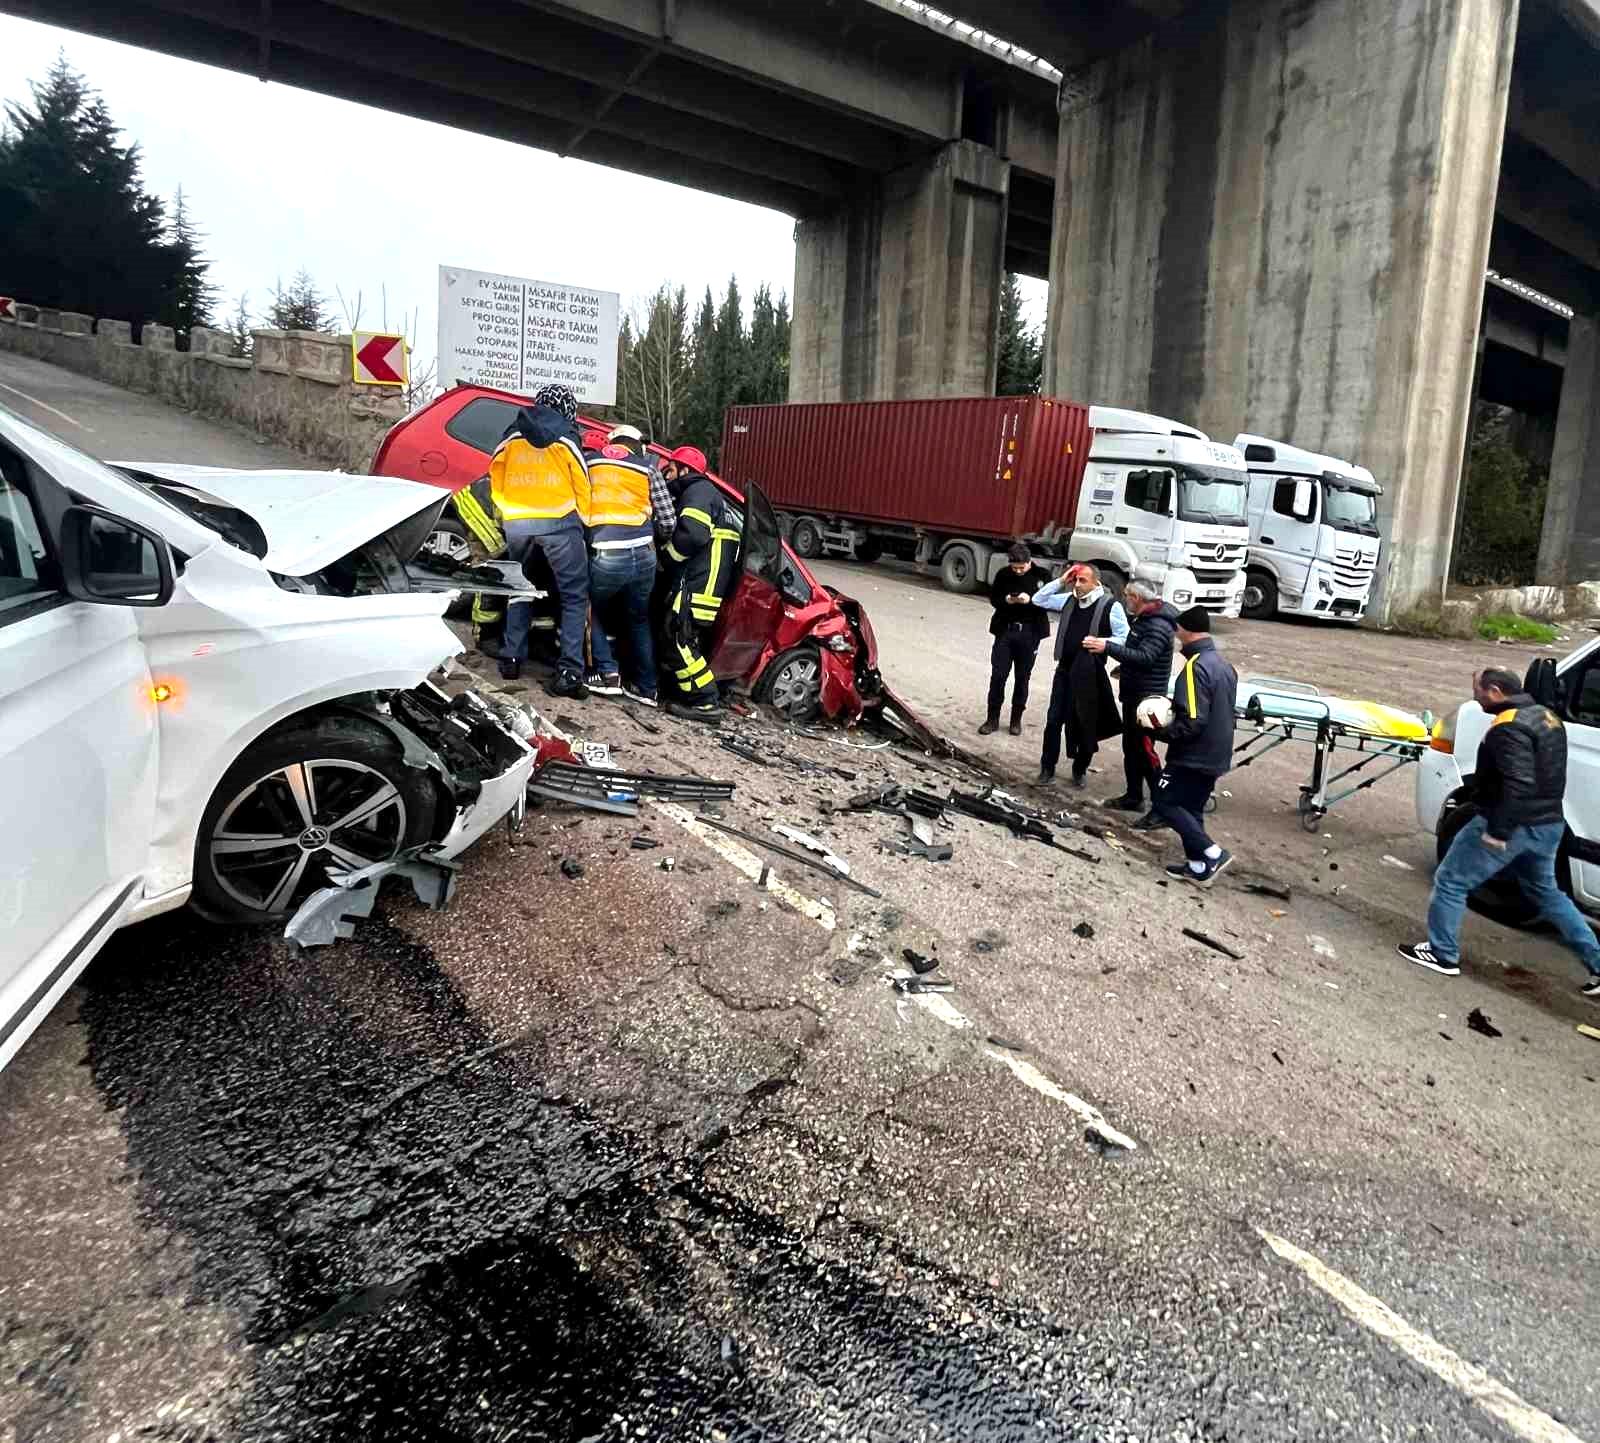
[659,445,738,725]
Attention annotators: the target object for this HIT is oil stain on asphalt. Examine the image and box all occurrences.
[77,911,1085,1441]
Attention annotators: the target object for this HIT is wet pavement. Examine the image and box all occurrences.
[5,358,1600,1442]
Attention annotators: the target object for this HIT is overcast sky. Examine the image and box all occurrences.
[1,14,1047,379]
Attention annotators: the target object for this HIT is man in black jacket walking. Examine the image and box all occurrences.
[1400,669,1600,995]
[1084,578,1177,820]
[980,543,1052,736]
[1148,607,1238,886]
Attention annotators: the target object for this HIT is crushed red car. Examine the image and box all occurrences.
[371,384,887,724]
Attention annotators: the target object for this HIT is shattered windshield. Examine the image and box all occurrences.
[1176,466,1248,525]
[1323,482,1379,535]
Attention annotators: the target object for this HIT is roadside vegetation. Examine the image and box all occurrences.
[1476,613,1559,644]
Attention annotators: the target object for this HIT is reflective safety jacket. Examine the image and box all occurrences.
[664,476,740,625]
[588,451,655,550]
[488,404,591,524]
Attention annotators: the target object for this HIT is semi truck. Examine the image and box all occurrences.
[1234,434,1383,622]
[719,397,1250,615]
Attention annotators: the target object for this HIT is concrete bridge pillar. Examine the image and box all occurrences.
[1536,314,1600,585]
[1044,0,1519,620]
[789,140,1010,402]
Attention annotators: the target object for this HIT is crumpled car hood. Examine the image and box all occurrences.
[117,462,446,575]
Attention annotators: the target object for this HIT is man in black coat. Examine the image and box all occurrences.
[1399,668,1600,995]
[1084,577,1178,822]
[1032,563,1128,787]
[1148,607,1238,885]
[980,543,1052,736]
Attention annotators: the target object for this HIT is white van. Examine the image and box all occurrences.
[0,406,539,1073]
[1415,638,1600,924]
[1234,434,1382,622]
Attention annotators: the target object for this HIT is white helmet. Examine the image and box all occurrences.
[608,424,644,444]
[1136,695,1175,730]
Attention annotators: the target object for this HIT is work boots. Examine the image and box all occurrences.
[1008,709,1023,737]
[978,716,1000,736]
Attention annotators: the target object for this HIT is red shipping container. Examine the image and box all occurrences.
[720,397,1094,542]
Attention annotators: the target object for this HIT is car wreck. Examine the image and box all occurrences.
[0,407,542,1072]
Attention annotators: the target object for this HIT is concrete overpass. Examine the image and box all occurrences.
[7,0,1599,610]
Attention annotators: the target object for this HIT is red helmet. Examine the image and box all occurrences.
[670,445,708,473]
[580,428,608,451]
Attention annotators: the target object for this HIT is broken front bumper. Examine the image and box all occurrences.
[285,678,535,946]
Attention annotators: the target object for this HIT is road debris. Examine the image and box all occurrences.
[1184,927,1244,961]
[718,735,770,768]
[693,815,884,898]
[1577,1025,1600,1043]
[986,1034,1026,1051]
[559,858,585,879]
[893,976,954,995]
[1307,934,1338,959]
[1381,854,1414,870]
[630,836,662,850]
[1073,921,1095,940]
[528,761,734,815]
[1467,1008,1503,1039]
[773,823,853,875]
[970,929,1005,954]
[902,947,939,975]
[1244,881,1294,902]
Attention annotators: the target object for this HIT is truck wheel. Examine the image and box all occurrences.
[1092,564,1127,600]
[755,646,823,722]
[1242,570,1278,620]
[790,517,823,559]
[1435,801,1574,928]
[855,536,882,564]
[192,719,438,923]
[940,544,980,594]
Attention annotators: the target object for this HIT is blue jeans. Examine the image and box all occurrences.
[503,517,588,677]
[1428,814,1600,973]
[588,545,657,695]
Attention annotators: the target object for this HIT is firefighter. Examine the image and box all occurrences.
[584,431,660,705]
[659,445,738,725]
[488,383,592,698]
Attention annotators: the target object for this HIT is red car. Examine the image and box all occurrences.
[371,384,883,723]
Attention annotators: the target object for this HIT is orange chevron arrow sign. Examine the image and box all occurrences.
[352,331,407,386]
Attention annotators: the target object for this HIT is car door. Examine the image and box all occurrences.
[0,438,159,1072]
[1559,646,1600,910]
[710,480,788,680]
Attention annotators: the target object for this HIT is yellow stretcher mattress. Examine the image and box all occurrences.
[1234,676,1430,742]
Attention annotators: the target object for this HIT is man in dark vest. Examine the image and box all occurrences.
[1031,563,1128,786]
[980,542,1053,736]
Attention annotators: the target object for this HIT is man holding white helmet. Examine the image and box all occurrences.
[1145,607,1238,886]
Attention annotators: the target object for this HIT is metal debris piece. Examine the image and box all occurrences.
[1183,927,1243,960]
[885,836,955,862]
[559,857,586,879]
[1576,1024,1600,1043]
[630,836,662,850]
[693,815,884,898]
[1073,921,1095,940]
[1467,1007,1503,1039]
[533,761,733,808]
[902,947,939,975]
[910,814,937,847]
[773,823,852,875]
[1244,880,1293,902]
[947,788,1055,843]
[893,975,954,995]
[285,850,461,948]
[718,735,770,767]
[986,1035,1025,1051]
[905,788,948,819]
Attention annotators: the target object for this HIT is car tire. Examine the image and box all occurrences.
[755,646,824,722]
[1435,800,1574,929]
[789,517,823,559]
[417,514,477,620]
[1242,570,1278,620]
[192,718,439,924]
[940,544,980,594]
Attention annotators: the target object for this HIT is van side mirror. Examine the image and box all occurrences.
[59,504,175,607]
[1291,480,1316,521]
[1524,656,1559,709]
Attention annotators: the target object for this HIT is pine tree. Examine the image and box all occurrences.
[0,54,195,328]
[226,292,253,359]
[166,187,217,339]
[995,272,1042,396]
[267,269,333,332]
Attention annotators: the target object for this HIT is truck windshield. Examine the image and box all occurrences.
[1177,466,1248,524]
[1323,483,1379,535]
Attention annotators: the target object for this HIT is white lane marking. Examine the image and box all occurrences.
[1258,1229,1585,1443]
[0,379,93,430]
[653,802,836,931]
[985,1049,1139,1151]
[903,989,972,1030]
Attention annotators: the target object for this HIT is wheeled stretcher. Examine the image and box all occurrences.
[1228,676,1433,831]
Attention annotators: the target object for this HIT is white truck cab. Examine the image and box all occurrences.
[1235,434,1382,622]
[1072,408,1250,617]
[1415,637,1600,924]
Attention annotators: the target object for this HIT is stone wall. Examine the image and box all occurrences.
[0,301,406,472]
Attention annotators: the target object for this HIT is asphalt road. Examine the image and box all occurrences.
[4,354,1599,1443]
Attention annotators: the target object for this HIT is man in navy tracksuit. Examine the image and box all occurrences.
[1148,607,1238,886]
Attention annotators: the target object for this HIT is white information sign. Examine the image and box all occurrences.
[437,264,619,404]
